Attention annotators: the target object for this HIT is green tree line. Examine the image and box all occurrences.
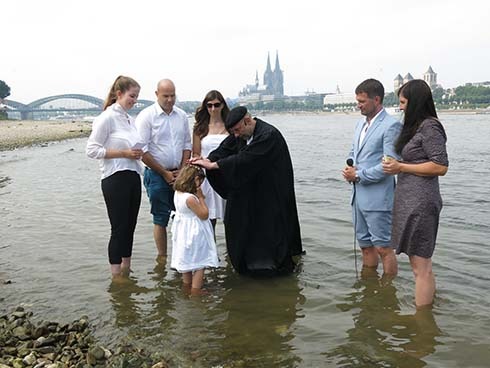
[0,80,11,119]
[0,80,11,100]
[385,85,490,109]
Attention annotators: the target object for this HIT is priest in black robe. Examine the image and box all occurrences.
[190,106,303,275]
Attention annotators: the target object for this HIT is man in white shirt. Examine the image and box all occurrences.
[136,79,192,263]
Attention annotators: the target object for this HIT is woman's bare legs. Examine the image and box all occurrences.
[410,255,435,308]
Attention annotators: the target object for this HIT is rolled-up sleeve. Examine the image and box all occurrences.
[135,111,151,154]
[86,117,109,159]
[422,120,448,167]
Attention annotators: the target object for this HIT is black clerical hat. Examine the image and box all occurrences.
[225,106,248,129]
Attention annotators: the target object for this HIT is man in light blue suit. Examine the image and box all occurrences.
[342,79,402,275]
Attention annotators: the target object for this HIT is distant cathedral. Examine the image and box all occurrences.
[394,66,439,92]
[239,51,284,100]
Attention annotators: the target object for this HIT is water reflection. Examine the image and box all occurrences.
[114,265,306,367]
[209,273,305,367]
[107,275,151,328]
[326,267,442,367]
[145,260,180,342]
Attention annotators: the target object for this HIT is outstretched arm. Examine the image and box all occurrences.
[189,157,220,170]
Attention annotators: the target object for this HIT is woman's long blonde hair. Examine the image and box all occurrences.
[103,75,140,110]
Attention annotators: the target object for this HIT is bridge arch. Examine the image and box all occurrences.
[28,94,104,109]
[3,99,28,110]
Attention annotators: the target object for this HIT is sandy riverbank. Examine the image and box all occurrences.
[0,120,92,151]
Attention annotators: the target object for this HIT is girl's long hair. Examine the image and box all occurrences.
[103,75,140,110]
[395,79,438,154]
[173,165,205,194]
[193,90,230,139]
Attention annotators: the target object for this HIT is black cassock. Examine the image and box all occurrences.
[207,118,303,275]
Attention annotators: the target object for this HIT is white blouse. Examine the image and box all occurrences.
[86,103,143,179]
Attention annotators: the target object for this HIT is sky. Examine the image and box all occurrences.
[2,0,489,104]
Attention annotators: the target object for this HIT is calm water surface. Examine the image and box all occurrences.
[1,113,489,367]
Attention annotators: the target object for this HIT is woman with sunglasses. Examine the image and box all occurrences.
[192,90,230,232]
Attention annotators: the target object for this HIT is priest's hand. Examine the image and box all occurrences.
[189,157,219,170]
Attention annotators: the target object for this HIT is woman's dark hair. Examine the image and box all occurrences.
[103,75,140,110]
[173,165,205,194]
[193,90,230,139]
[395,79,438,154]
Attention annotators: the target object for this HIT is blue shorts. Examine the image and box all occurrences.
[352,206,393,248]
[143,168,174,227]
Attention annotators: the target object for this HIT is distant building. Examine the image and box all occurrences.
[466,81,490,88]
[423,66,438,90]
[238,51,284,104]
[323,92,356,106]
[323,85,357,111]
[394,74,403,92]
[394,66,440,92]
[403,73,414,84]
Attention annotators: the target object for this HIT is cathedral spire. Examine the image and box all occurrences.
[272,50,284,96]
[266,52,272,73]
[263,52,274,92]
[274,50,281,72]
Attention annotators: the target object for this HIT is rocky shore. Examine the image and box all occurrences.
[0,306,170,368]
[0,120,92,151]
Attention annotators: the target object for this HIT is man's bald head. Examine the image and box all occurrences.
[155,79,176,114]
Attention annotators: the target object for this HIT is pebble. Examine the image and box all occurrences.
[0,306,171,367]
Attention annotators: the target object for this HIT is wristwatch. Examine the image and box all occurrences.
[355,173,360,183]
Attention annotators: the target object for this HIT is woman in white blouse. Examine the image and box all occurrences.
[192,90,230,233]
[86,75,144,280]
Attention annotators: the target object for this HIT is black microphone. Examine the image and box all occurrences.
[346,158,355,185]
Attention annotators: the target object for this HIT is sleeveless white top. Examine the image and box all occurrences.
[200,134,228,219]
[170,191,219,273]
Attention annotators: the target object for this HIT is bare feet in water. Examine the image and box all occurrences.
[190,287,209,296]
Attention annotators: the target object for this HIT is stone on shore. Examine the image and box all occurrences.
[0,306,171,368]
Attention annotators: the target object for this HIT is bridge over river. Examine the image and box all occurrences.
[2,94,155,120]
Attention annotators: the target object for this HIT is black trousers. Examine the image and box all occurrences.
[101,170,141,264]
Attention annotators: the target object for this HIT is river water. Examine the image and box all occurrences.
[1,113,489,367]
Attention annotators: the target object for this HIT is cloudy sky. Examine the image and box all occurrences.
[2,0,489,103]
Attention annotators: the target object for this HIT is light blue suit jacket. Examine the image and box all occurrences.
[348,109,402,211]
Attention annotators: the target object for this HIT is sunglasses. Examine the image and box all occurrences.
[206,102,222,108]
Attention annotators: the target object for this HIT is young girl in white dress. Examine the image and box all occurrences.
[171,165,219,293]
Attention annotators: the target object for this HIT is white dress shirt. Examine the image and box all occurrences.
[86,103,144,179]
[359,108,384,145]
[135,103,192,170]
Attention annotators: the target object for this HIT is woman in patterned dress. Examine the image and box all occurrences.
[383,79,449,308]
